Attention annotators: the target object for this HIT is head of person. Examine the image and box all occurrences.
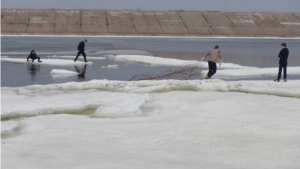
[31,50,35,54]
[214,45,219,49]
[84,39,88,43]
[281,43,286,48]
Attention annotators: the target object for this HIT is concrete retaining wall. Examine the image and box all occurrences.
[1,9,300,37]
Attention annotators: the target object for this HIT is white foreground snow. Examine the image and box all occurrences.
[50,69,79,76]
[1,58,93,65]
[2,90,300,169]
[109,55,255,69]
[202,67,300,78]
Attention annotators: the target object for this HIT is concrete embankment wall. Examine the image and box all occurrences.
[1,9,300,37]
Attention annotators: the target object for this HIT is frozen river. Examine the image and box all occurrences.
[1,36,300,169]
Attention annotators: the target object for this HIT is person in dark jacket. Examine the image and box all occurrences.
[274,43,289,82]
[27,50,42,62]
[74,39,88,62]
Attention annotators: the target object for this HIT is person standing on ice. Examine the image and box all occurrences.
[200,45,222,79]
[274,43,289,82]
[27,50,42,62]
[74,39,88,62]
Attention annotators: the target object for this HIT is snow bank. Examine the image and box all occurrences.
[50,69,79,76]
[93,95,149,118]
[1,58,93,65]
[2,91,300,169]
[202,67,300,78]
[1,121,19,135]
[109,55,255,69]
[101,64,119,69]
[49,55,105,60]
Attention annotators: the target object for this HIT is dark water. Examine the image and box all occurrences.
[1,36,300,87]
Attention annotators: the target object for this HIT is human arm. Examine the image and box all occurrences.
[27,54,31,61]
[200,51,210,61]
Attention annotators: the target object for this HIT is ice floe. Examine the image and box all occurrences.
[202,67,300,78]
[108,55,255,69]
[50,69,79,76]
[1,58,93,65]
[101,64,119,69]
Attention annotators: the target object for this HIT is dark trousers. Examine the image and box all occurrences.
[207,61,217,78]
[277,63,287,80]
[32,57,41,62]
[74,51,87,62]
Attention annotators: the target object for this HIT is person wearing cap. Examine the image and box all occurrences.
[200,45,222,79]
[274,43,289,82]
[74,39,88,62]
[27,50,42,62]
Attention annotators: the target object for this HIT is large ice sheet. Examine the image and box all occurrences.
[1,58,93,65]
[202,67,300,78]
[2,79,300,119]
[109,55,255,69]
[2,91,300,169]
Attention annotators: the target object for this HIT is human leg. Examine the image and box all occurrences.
[37,56,42,62]
[208,61,217,78]
[82,52,87,62]
[277,64,283,80]
[74,52,81,62]
[283,64,287,80]
[206,62,212,79]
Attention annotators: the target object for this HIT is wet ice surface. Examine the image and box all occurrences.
[1,36,300,169]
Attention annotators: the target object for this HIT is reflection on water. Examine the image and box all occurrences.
[27,63,40,81]
[75,65,87,78]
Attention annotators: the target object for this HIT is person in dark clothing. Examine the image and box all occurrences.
[74,39,88,62]
[27,50,42,62]
[274,43,289,82]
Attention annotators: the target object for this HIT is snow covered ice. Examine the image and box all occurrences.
[1,79,300,169]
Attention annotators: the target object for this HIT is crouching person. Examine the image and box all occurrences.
[27,50,42,62]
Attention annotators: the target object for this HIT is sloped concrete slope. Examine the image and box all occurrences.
[1,9,300,37]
